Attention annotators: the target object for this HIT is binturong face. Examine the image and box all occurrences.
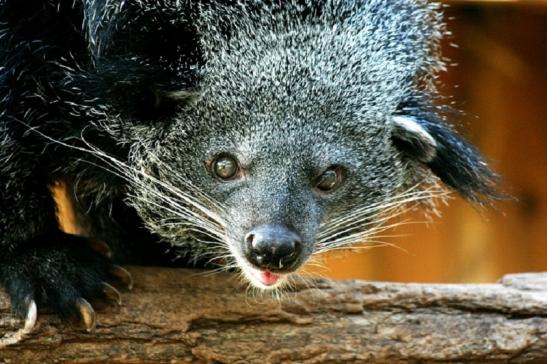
[109,1,499,289]
[130,105,408,289]
[132,113,405,289]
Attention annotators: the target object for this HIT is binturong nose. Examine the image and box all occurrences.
[244,224,302,272]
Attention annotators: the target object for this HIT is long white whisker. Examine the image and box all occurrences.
[318,187,447,236]
[317,202,417,244]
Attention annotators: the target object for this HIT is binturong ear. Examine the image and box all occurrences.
[391,114,503,204]
[392,116,438,163]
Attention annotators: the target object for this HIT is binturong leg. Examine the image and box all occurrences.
[0,148,129,347]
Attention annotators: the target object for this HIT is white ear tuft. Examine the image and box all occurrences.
[391,115,437,163]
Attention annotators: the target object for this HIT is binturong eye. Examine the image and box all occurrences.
[314,166,345,192]
[212,154,239,180]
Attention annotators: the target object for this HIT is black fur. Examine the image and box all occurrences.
[0,0,201,320]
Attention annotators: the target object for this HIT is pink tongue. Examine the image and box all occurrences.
[258,271,280,285]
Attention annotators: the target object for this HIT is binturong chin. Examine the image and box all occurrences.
[0,0,501,344]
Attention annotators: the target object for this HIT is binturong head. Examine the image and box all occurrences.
[87,1,501,289]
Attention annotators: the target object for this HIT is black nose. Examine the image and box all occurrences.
[244,224,302,271]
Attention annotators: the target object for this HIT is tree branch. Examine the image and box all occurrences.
[1,268,546,363]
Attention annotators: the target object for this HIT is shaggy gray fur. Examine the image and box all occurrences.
[0,0,499,335]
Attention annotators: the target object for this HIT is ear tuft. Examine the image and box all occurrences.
[391,115,437,163]
[424,121,504,204]
[392,113,504,204]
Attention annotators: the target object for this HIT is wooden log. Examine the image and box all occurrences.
[1,268,546,363]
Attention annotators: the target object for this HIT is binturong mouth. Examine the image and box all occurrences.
[241,261,287,289]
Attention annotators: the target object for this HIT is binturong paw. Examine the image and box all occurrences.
[0,232,132,347]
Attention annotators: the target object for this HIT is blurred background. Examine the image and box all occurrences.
[313,0,547,283]
[56,0,547,284]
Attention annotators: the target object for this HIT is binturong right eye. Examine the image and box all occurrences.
[212,154,240,180]
[314,166,346,193]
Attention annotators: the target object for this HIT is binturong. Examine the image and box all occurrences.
[0,0,500,344]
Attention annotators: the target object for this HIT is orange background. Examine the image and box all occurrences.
[56,1,547,284]
[314,1,547,283]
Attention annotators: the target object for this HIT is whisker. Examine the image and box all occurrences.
[16,121,231,268]
[318,187,447,237]
[314,184,448,255]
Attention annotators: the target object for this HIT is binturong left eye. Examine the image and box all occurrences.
[314,166,345,192]
[212,154,240,180]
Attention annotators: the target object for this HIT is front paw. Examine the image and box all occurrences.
[0,232,132,339]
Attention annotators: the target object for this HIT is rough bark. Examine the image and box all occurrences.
[1,268,546,363]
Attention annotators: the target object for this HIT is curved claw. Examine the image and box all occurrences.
[102,282,122,306]
[23,299,37,333]
[88,239,112,258]
[0,298,37,348]
[110,265,133,290]
[76,298,96,332]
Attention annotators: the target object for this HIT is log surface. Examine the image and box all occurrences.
[1,268,546,363]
